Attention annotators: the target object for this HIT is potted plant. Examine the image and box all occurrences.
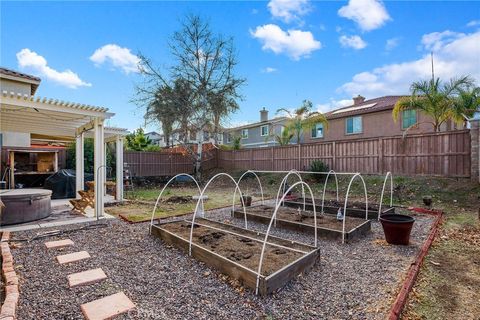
[241,195,252,207]
[423,196,432,207]
[379,213,415,245]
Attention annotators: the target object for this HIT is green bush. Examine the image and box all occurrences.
[309,160,329,182]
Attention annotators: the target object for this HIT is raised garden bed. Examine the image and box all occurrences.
[283,198,395,220]
[232,204,371,242]
[151,217,319,295]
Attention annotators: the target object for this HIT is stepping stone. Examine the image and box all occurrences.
[57,251,91,264]
[68,268,107,288]
[45,239,74,249]
[81,291,135,320]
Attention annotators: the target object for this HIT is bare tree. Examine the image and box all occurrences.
[135,14,245,178]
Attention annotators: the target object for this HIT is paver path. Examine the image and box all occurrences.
[68,268,107,288]
[45,239,74,249]
[57,251,91,264]
[81,291,135,320]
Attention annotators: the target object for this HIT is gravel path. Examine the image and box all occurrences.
[10,205,434,319]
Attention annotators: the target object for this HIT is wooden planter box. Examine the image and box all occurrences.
[283,199,395,220]
[151,218,319,295]
[232,205,371,242]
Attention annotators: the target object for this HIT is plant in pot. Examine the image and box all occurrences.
[379,213,415,245]
[241,194,252,207]
[422,196,432,207]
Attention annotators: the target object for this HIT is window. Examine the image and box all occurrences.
[402,109,417,129]
[226,134,231,143]
[346,116,362,134]
[311,123,324,138]
[241,129,248,139]
[261,125,269,136]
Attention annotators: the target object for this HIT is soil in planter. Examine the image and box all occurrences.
[297,198,384,211]
[161,221,304,276]
[164,195,194,204]
[244,205,367,231]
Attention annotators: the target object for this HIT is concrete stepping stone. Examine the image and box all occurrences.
[81,291,135,320]
[45,239,74,249]
[68,268,107,288]
[57,251,91,264]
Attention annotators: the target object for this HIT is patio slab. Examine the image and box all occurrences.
[81,291,135,320]
[57,251,91,264]
[67,268,107,288]
[45,239,74,249]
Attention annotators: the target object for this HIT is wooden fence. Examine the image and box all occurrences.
[124,149,216,177]
[217,130,471,177]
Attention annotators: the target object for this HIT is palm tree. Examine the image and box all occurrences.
[277,100,328,144]
[393,76,477,132]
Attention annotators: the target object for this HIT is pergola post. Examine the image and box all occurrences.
[94,117,105,219]
[75,131,84,198]
[103,142,108,195]
[115,135,124,201]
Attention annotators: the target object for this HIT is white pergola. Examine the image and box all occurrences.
[1,90,128,218]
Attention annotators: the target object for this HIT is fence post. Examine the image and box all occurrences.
[271,147,275,171]
[298,144,301,170]
[332,142,336,170]
[250,149,253,169]
[378,138,384,174]
[470,119,480,182]
[233,150,236,170]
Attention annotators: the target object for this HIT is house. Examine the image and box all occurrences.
[303,95,462,143]
[158,125,225,148]
[145,131,163,146]
[224,108,291,148]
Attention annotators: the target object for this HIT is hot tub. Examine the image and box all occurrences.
[0,189,52,225]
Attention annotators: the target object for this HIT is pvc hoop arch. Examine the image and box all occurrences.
[320,170,339,214]
[342,173,368,244]
[275,170,305,210]
[188,173,247,256]
[378,172,393,221]
[255,181,318,295]
[232,170,265,212]
[149,173,202,234]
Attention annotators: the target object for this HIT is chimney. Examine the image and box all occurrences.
[353,95,365,105]
[260,107,268,122]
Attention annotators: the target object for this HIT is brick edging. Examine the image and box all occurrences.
[388,207,443,320]
[1,231,19,320]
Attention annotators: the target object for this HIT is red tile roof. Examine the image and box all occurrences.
[325,96,407,119]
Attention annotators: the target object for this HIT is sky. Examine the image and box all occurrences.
[1,0,479,132]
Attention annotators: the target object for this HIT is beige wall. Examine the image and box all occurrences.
[0,78,32,96]
[304,109,445,143]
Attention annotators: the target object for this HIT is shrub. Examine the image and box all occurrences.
[309,160,329,182]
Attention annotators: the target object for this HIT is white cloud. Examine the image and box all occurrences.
[90,44,140,74]
[251,24,321,60]
[338,30,480,97]
[16,48,91,89]
[317,98,353,113]
[338,0,391,31]
[385,37,400,51]
[267,0,311,23]
[467,20,480,27]
[339,35,367,49]
[261,67,278,73]
[421,30,465,52]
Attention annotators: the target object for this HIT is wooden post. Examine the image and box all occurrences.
[233,150,236,170]
[332,142,336,170]
[271,147,275,171]
[298,144,301,170]
[378,138,384,174]
[9,151,14,189]
[250,149,254,169]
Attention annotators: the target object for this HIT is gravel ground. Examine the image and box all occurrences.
[10,204,434,319]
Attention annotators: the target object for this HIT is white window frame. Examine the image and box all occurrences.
[345,116,363,135]
[311,123,324,139]
[241,129,249,139]
[260,125,269,137]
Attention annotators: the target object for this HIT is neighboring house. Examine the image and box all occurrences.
[145,131,163,146]
[158,126,224,147]
[303,95,463,144]
[224,108,291,148]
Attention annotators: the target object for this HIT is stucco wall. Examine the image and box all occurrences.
[304,109,440,143]
[0,78,32,95]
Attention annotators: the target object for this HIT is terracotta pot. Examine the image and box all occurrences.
[241,195,252,207]
[380,213,415,245]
